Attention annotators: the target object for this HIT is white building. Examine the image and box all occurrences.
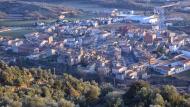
[117,13,158,24]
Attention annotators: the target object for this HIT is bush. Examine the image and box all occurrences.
[58,99,75,107]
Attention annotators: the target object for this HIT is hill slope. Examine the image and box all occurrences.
[0,61,100,107]
[0,1,79,19]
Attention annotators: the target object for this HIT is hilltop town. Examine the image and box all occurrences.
[0,0,190,93]
[1,0,190,107]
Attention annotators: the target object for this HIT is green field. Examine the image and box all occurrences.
[0,19,56,38]
[0,28,36,38]
[175,70,190,81]
[0,19,56,27]
[0,16,94,38]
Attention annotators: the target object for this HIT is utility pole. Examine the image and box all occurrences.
[53,67,56,77]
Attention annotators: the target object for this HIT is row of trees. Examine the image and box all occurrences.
[123,81,190,107]
[0,61,190,107]
[0,61,100,107]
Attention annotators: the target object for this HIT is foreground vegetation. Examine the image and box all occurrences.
[0,61,100,107]
[0,61,190,107]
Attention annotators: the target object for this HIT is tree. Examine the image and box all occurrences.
[152,93,165,107]
[149,105,162,107]
[58,99,75,107]
[123,81,150,105]
[0,61,8,69]
[41,86,51,98]
[69,87,81,98]
[160,85,183,106]
[15,78,24,86]
[105,93,122,107]
[182,98,190,107]
[136,87,153,106]
[23,97,46,107]
[10,101,22,107]
[86,86,100,103]
[54,80,62,89]
[0,61,103,107]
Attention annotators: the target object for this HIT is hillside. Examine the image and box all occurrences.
[90,0,153,10]
[0,1,79,19]
[0,61,190,107]
[0,61,101,107]
[0,0,153,20]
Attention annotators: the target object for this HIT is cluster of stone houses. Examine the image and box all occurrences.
[0,14,190,81]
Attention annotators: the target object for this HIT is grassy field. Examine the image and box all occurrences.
[0,28,36,38]
[0,19,56,38]
[175,70,190,81]
[0,19,56,27]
